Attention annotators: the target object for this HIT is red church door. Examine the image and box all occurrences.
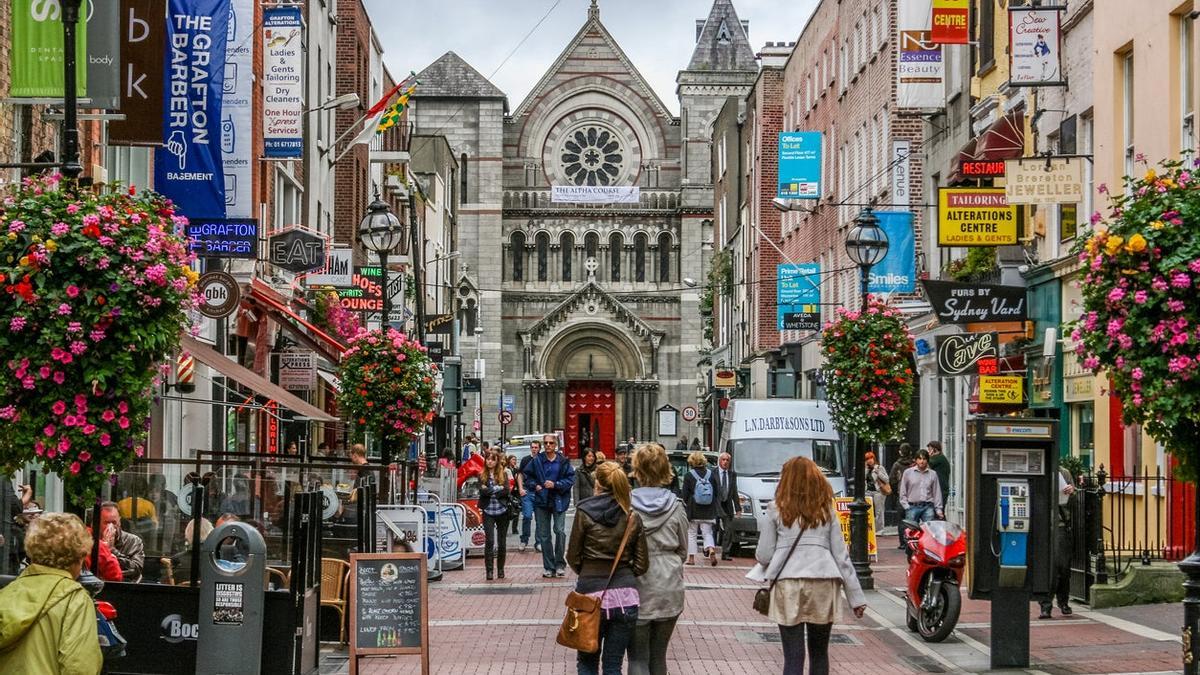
[564,381,615,459]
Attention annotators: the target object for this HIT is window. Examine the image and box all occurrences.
[1076,402,1095,456]
[978,0,995,72]
[1182,15,1196,154]
[536,232,549,282]
[609,232,622,281]
[460,153,468,204]
[1122,52,1135,191]
[561,231,574,282]
[510,231,525,281]
[657,232,672,282]
[1059,115,1078,242]
[584,231,598,263]
[634,233,647,282]
[273,168,301,229]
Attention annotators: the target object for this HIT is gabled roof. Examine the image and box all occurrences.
[526,280,663,345]
[686,0,758,72]
[511,1,673,120]
[413,51,507,101]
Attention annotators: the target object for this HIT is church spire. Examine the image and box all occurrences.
[685,0,757,72]
[588,0,599,21]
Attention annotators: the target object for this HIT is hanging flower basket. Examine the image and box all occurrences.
[338,328,439,446]
[821,300,916,442]
[1072,157,1200,479]
[0,176,199,502]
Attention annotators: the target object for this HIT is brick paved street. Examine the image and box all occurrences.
[330,526,1184,674]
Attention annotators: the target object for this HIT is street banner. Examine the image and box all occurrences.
[896,0,943,109]
[777,262,821,331]
[1004,157,1084,205]
[931,0,969,45]
[550,186,640,204]
[262,6,304,158]
[306,247,353,287]
[1009,7,1063,86]
[937,187,1018,246]
[110,0,167,145]
[936,332,998,377]
[11,0,87,97]
[979,375,1025,405]
[185,218,258,259]
[777,132,822,199]
[891,139,912,206]
[155,0,231,219]
[86,0,120,109]
[278,352,316,391]
[221,0,254,216]
[868,211,916,294]
[921,279,1028,324]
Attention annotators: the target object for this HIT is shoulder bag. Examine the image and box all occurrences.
[752,523,805,616]
[556,511,636,654]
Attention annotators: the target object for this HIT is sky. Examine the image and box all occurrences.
[362,0,820,115]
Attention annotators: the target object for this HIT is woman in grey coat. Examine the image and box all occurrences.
[628,444,689,675]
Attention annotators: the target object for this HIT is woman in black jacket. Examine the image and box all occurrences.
[478,451,511,580]
[574,450,599,504]
[681,452,720,566]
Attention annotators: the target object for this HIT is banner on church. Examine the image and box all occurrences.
[896,0,944,109]
[551,186,640,204]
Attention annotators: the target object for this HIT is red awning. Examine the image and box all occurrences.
[948,112,1026,184]
[248,279,347,364]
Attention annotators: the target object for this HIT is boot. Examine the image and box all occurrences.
[486,569,494,581]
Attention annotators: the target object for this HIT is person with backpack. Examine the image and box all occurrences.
[681,452,719,566]
[889,443,915,549]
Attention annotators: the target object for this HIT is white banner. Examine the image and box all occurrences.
[1009,8,1063,85]
[550,185,640,204]
[1005,158,1084,205]
[896,0,944,109]
[221,0,254,217]
[306,247,353,287]
[263,6,304,158]
[891,139,912,206]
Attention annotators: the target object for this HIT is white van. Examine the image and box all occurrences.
[721,399,845,549]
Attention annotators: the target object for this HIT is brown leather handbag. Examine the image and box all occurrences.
[556,512,636,653]
[753,526,805,616]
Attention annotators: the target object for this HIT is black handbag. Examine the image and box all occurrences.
[752,526,805,616]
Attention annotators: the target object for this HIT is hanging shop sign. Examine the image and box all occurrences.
[155,0,231,219]
[197,271,240,319]
[1009,7,1064,86]
[305,247,353,287]
[262,6,304,158]
[110,0,167,144]
[891,140,912,207]
[424,314,454,335]
[221,0,254,217]
[550,186,640,204]
[777,262,821,331]
[931,0,969,44]
[979,375,1025,405]
[896,0,944,109]
[936,332,998,377]
[777,132,823,199]
[1004,157,1084,205]
[714,369,738,389]
[278,352,316,391]
[869,212,916,294]
[267,227,327,273]
[921,279,1027,324]
[185,218,258,259]
[337,267,383,313]
[85,0,121,109]
[937,187,1018,246]
[11,0,87,97]
[959,160,1006,178]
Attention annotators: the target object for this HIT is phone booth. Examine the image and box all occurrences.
[966,417,1059,669]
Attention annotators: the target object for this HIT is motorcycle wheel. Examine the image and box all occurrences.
[905,606,918,632]
[917,582,961,643]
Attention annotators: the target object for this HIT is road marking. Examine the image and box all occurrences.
[1070,606,1181,643]
[864,602,968,675]
[428,618,867,629]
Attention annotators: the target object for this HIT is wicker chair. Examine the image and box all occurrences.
[266,566,289,591]
[320,558,351,643]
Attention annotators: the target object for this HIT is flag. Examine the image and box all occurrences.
[376,84,418,133]
[347,76,416,147]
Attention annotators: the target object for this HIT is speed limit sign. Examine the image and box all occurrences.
[682,406,698,422]
[498,410,513,426]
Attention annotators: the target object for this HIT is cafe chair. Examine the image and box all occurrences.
[321,558,351,644]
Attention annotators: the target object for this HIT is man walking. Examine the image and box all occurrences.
[714,452,740,560]
[927,441,951,511]
[890,443,916,548]
[899,450,943,525]
[516,440,541,552]
[100,501,145,583]
[522,434,574,577]
[1039,467,1077,618]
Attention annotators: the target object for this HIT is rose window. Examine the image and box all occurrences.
[560,126,624,186]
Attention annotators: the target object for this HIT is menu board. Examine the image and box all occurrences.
[349,553,429,674]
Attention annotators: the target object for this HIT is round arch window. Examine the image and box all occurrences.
[560,126,624,186]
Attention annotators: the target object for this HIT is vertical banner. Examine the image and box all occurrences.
[222,0,253,217]
[86,0,121,109]
[777,132,823,199]
[11,0,87,97]
[868,211,916,294]
[110,0,168,145]
[155,0,231,219]
[1009,7,1064,86]
[896,0,943,109]
[930,0,969,45]
[263,6,304,158]
[777,263,822,331]
[891,139,912,207]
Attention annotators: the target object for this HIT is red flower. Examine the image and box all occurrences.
[82,223,102,238]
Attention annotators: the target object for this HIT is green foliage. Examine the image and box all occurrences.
[338,328,440,446]
[945,247,998,282]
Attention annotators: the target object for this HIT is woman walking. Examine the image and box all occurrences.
[507,454,521,535]
[478,451,511,580]
[566,462,650,675]
[752,457,866,675]
[575,450,599,504]
[628,443,689,675]
[681,452,719,566]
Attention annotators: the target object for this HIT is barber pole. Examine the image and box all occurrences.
[176,352,196,393]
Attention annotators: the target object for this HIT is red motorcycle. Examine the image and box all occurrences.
[902,519,966,642]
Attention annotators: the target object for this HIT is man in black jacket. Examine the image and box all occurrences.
[714,452,740,560]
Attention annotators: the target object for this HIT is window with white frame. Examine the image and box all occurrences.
[273,168,302,229]
[1182,14,1195,155]
[1122,52,1135,192]
[879,0,889,49]
[839,42,848,92]
[105,146,152,191]
[1082,112,1095,228]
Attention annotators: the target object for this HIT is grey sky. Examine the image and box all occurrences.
[363,0,819,115]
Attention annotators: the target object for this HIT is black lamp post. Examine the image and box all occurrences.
[843,207,889,589]
[61,0,84,181]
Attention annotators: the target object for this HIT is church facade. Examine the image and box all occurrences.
[410,0,758,456]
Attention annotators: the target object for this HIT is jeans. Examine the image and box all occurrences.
[905,503,936,524]
[577,605,638,675]
[687,520,715,556]
[520,492,535,544]
[483,512,508,574]
[779,622,832,675]
[628,615,679,675]
[535,507,566,571]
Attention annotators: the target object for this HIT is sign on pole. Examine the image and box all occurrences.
[306,247,353,288]
[937,188,1018,246]
[185,219,259,259]
[221,0,254,217]
[263,6,304,158]
[498,410,513,426]
[891,140,912,207]
[921,280,1028,324]
[936,332,999,377]
[931,0,970,44]
[868,212,916,294]
[11,0,87,97]
[338,267,384,312]
[896,0,944,109]
[198,271,241,319]
[979,376,1025,404]
[1004,158,1084,205]
[777,132,823,199]
[278,352,316,391]
[777,263,821,331]
[1009,7,1064,86]
[110,0,167,144]
[268,227,328,273]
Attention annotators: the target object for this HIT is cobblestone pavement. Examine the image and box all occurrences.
[338,527,1183,674]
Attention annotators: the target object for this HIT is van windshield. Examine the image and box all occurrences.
[729,439,842,477]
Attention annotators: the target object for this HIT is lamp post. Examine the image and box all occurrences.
[843,207,889,589]
[61,0,84,180]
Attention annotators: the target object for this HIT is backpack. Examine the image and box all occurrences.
[690,469,714,506]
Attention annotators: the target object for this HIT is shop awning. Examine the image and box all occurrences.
[181,334,337,422]
[318,370,341,393]
[248,279,346,364]
[948,112,1026,184]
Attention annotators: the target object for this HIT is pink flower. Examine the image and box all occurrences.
[1169,299,1186,312]
[78,451,91,462]
[43,424,56,437]
[1133,290,1148,304]
[50,222,69,236]
[51,401,66,415]
[9,316,25,331]
[65,285,80,298]
[66,203,79,215]
[1173,272,1192,289]
[63,415,77,427]
[56,303,72,316]
[101,410,115,422]
[117,401,128,414]
[82,424,97,435]
[69,462,80,475]
[1107,287,1126,302]
[52,371,65,384]
[118,417,130,429]
[99,433,111,447]
[1083,356,1100,370]
[1132,367,1144,381]
[33,441,44,456]
[38,366,50,379]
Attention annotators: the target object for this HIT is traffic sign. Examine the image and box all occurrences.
[498,411,513,426]
[681,406,698,422]
[501,395,515,413]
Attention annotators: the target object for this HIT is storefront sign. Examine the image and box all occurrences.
[262,6,304,158]
[714,369,738,389]
[11,0,87,97]
[777,132,823,199]
[960,160,1006,178]
[778,262,821,331]
[197,271,240,319]
[110,0,167,144]
[85,0,121,109]
[155,0,231,219]
[338,267,383,313]
[931,0,969,44]
[305,247,352,287]
[185,218,258,259]
[869,212,916,294]
[278,352,316,391]
[424,314,454,335]
[1009,7,1064,86]
[221,0,254,217]
[897,0,944,109]
[937,188,1018,246]
[979,375,1025,404]
[891,140,912,206]
[936,332,998,376]
[1004,158,1084,205]
[267,227,327,273]
[922,279,1027,324]
[550,186,640,204]
[1062,351,1095,402]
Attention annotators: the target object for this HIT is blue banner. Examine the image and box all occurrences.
[868,211,916,293]
[777,263,821,331]
[777,131,822,199]
[155,0,230,220]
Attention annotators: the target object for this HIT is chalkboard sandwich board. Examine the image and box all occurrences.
[349,552,429,675]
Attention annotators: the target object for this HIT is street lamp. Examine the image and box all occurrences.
[358,196,405,327]
[843,207,889,589]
